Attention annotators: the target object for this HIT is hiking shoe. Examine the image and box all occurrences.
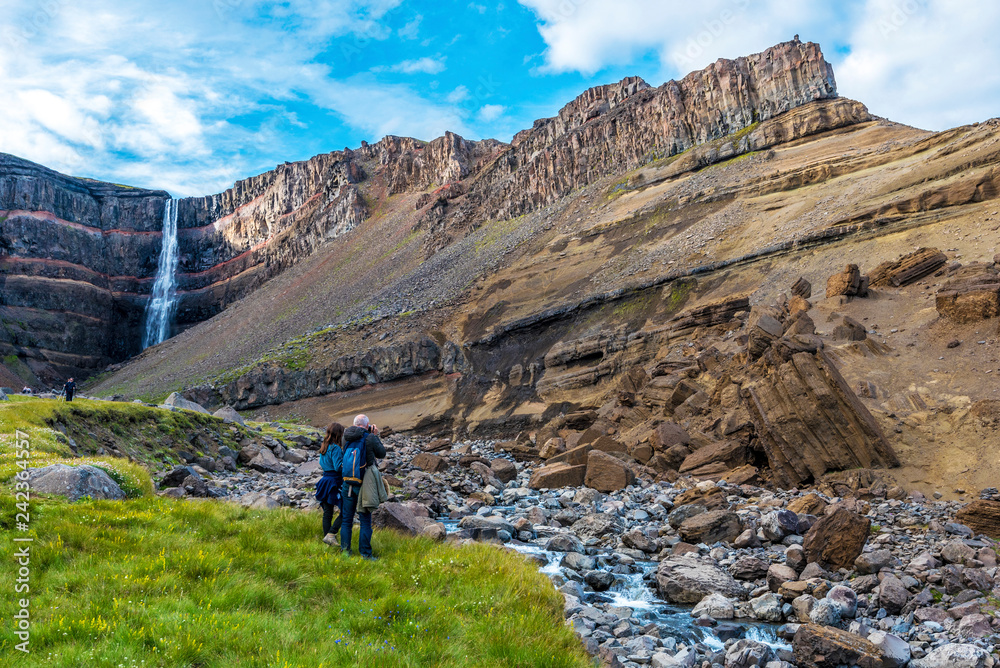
[362,555,378,561]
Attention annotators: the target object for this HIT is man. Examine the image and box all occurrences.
[340,414,386,559]
[63,377,76,402]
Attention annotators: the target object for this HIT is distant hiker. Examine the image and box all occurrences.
[340,414,386,559]
[63,378,76,402]
[21,386,32,394]
[315,422,346,539]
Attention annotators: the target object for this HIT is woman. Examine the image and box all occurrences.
[315,422,345,538]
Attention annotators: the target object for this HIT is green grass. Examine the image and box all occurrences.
[0,497,593,667]
[0,396,257,489]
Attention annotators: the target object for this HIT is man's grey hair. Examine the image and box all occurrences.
[353,414,370,428]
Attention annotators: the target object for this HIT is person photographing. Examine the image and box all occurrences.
[339,414,386,559]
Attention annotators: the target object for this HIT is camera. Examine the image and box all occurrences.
[366,424,377,433]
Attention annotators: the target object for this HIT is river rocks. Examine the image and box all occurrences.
[761,509,800,541]
[163,392,210,415]
[766,564,799,592]
[869,247,947,288]
[955,499,1000,539]
[572,513,621,539]
[866,631,910,668]
[729,555,770,580]
[528,462,586,489]
[28,464,125,501]
[213,406,245,426]
[656,554,746,604]
[808,598,841,626]
[622,528,658,553]
[584,570,614,592]
[825,585,857,618]
[877,575,909,613]
[855,548,894,574]
[490,458,517,483]
[584,450,635,492]
[678,509,743,545]
[690,592,734,620]
[910,644,995,668]
[803,507,870,569]
[792,624,884,668]
[941,539,977,565]
[160,465,201,488]
[750,592,784,622]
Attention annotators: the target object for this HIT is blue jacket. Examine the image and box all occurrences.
[319,443,344,473]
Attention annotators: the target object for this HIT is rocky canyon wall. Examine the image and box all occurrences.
[0,39,842,382]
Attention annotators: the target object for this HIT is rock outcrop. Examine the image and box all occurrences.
[868,247,947,288]
[27,463,125,501]
[936,263,1000,323]
[745,351,899,487]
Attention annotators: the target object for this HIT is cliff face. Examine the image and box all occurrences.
[0,39,842,383]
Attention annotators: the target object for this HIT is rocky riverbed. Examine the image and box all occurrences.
[141,426,1000,668]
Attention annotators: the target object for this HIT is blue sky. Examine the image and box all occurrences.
[1,0,998,196]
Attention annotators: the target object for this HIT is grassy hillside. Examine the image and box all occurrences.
[0,496,592,667]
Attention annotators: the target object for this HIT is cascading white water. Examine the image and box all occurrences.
[142,198,180,349]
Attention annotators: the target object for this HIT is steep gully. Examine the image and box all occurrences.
[0,39,840,382]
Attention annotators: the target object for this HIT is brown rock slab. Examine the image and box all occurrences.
[528,463,586,489]
[410,452,448,473]
[547,444,593,466]
[803,507,871,570]
[869,247,947,288]
[490,458,517,483]
[955,499,1000,539]
[792,624,884,668]
[678,509,743,545]
[788,493,828,516]
[423,438,452,452]
[826,264,864,298]
[584,450,635,492]
[936,262,1000,323]
[651,422,690,451]
[792,277,812,299]
[744,351,899,488]
[679,440,750,476]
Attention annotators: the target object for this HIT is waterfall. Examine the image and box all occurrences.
[142,198,180,349]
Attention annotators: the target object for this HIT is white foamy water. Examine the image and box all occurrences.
[142,199,180,348]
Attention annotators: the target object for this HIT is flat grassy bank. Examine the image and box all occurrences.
[0,496,593,667]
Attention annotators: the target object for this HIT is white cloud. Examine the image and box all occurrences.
[398,14,422,39]
[376,56,447,74]
[836,0,1000,130]
[446,85,471,103]
[477,104,505,122]
[518,0,1000,130]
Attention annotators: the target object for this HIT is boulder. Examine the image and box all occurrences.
[651,422,690,451]
[750,593,784,622]
[28,464,125,501]
[855,548,894,574]
[745,352,898,488]
[729,555,770,580]
[792,624,884,668]
[237,443,262,464]
[831,315,867,341]
[910,644,995,668]
[538,438,566,459]
[372,502,425,535]
[678,440,750,477]
[668,503,707,529]
[622,528,658,553]
[423,438,452,453]
[678,509,743,545]
[248,448,286,474]
[546,444,593,466]
[936,263,1000,323]
[160,465,201,488]
[457,515,516,538]
[803,508,870,569]
[825,585,857,618]
[826,264,865,298]
[490,458,517,483]
[877,575,909,614]
[869,247,947,288]
[761,509,800,541]
[766,564,799,593]
[584,450,635,492]
[571,513,621,539]
[213,406,245,426]
[411,452,448,474]
[788,493,828,516]
[163,392,210,415]
[655,554,747,604]
[792,276,812,299]
[528,463,586,489]
[955,499,1000,539]
[691,592,735,620]
[867,631,910,668]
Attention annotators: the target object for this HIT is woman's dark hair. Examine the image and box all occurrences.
[320,422,345,455]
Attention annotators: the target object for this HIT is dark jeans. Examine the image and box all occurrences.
[65,391,74,402]
[321,501,343,536]
[340,483,372,557]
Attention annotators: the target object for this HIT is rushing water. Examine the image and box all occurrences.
[142,199,180,348]
[443,518,789,653]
